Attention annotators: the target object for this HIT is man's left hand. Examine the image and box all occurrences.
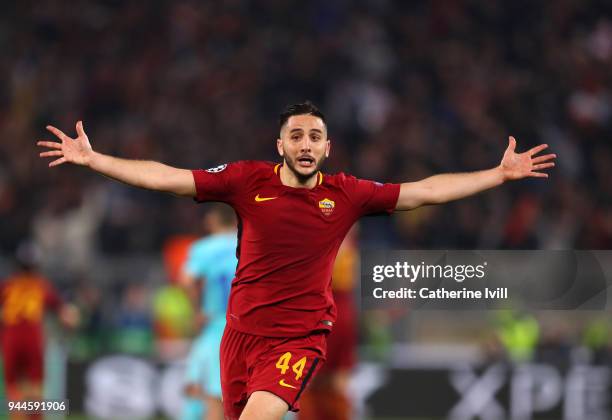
[499,136,556,181]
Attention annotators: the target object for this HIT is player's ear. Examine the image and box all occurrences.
[277,138,284,157]
[325,138,330,158]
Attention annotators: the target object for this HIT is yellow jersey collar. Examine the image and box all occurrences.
[274,163,323,186]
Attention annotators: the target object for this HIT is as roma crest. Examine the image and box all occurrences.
[318,198,335,216]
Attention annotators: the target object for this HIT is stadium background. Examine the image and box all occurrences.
[1,1,611,419]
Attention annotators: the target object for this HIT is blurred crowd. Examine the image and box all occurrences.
[1,1,612,359]
[2,0,612,264]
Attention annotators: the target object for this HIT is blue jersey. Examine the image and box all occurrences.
[184,232,237,323]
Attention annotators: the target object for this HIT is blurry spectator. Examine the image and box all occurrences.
[362,310,394,362]
[153,283,194,361]
[536,326,573,369]
[69,281,105,361]
[109,282,153,356]
[581,317,612,365]
[153,235,197,361]
[493,310,539,363]
[31,184,105,276]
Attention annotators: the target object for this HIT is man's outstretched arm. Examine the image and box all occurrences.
[395,136,556,211]
[37,121,196,197]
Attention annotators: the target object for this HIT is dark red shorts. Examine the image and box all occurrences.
[1,325,44,385]
[220,326,327,419]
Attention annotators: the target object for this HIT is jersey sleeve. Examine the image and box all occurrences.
[344,175,400,217]
[191,161,248,204]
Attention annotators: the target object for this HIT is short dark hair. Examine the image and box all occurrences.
[279,101,326,130]
[208,203,236,227]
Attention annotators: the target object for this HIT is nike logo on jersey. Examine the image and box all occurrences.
[278,379,297,389]
[255,194,278,202]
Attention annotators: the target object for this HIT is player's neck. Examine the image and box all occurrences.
[214,226,235,235]
[279,164,318,189]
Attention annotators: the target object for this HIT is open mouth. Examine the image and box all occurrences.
[297,156,315,168]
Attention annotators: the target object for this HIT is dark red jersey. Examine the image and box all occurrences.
[0,273,62,386]
[192,161,399,337]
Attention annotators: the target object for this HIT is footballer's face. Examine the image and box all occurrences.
[277,114,330,180]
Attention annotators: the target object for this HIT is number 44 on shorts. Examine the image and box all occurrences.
[275,352,307,389]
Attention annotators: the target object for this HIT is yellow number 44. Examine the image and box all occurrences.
[275,352,307,380]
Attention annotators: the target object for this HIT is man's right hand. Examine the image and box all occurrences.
[37,120,196,196]
[38,120,94,167]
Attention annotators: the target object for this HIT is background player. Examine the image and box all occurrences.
[299,227,359,420]
[37,101,555,419]
[0,243,79,419]
[180,204,237,420]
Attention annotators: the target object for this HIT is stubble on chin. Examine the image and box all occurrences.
[284,155,326,182]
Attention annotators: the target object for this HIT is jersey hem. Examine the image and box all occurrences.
[226,320,332,338]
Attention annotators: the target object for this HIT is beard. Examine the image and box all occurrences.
[284,153,326,183]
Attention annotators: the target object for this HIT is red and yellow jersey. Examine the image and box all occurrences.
[192,161,399,337]
[0,273,61,327]
[332,237,358,293]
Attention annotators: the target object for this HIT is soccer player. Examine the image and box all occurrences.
[181,204,237,420]
[0,244,79,419]
[298,225,359,420]
[37,101,556,420]
[299,227,359,420]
